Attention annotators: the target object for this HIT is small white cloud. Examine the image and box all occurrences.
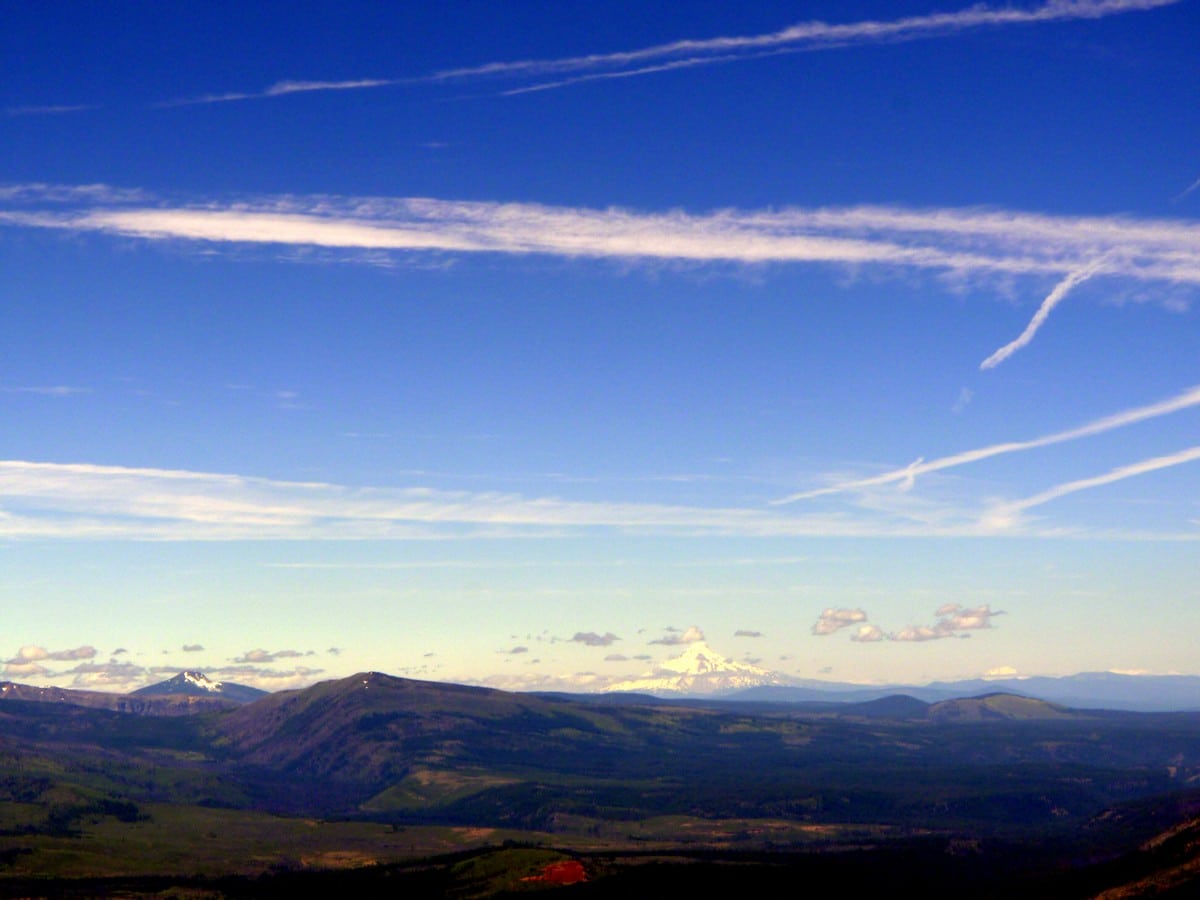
[649,625,705,645]
[9,646,49,662]
[850,624,886,643]
[939,604,1004,631]
[2,660,50,677]
[891,604,1005,642]
[60,660,147,691]
[812,608,867,636]
[232,648,304,664]
[892,625,944,643]
[6,644,96,663]
[983,666,1020,679]
[570,631,620,647]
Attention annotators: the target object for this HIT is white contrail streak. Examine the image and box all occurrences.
[156,79,395,108]
[431,0,1181,85]
[985,445,1200,527]
[772,383,1200,504]
[155,0,1181,105]
[980,258,1107,369]
[1174,175,1200,203]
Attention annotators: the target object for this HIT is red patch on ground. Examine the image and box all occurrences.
[521,859,588,884]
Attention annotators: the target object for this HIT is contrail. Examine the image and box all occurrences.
[1174,175,1200,203]
[980,258,1106,370]
[986,444,1200,526]
[772,383,1200,504]
[154,0,1182,105]
[430,0,1181,86]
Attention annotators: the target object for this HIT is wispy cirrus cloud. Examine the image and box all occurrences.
[157,78,396,108]
[774,384,1200,504]
[4,104,98,117]
[457,0,1181,95]
[154,0,1179,105]
[2,385,91,397]
[232,648,308,664]
[0,458,862,540]
[0,455,1196,542]
[5,187,1200,291]
[0,183,150,204]
[3,645,98,679]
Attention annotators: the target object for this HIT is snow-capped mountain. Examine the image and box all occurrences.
[132,671,267,703]
[606,641,790,695]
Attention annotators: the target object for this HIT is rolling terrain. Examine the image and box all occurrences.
[2,671,1200,896]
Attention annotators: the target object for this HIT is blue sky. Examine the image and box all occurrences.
[2,0,1198,692]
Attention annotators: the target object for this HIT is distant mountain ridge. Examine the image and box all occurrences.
[131,670,267,704]
[3,670,1200,894]
[4,663,1199,715]
[0,680,240,715]
[731,671,1200,712]
[597,639,1200,711]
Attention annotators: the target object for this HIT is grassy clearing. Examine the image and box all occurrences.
[0,803,555,879]
[360,767,520,812]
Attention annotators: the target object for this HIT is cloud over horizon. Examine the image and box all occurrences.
[649,625,706,646]
[570,631,621,647]
[812,608,868,635]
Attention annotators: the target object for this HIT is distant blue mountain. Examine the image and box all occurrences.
[731,672,1200,712]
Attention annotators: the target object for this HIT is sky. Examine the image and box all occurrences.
[2,0,1198,694]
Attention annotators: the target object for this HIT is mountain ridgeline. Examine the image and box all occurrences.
[4,671,1200,896]
[130,670,268,703]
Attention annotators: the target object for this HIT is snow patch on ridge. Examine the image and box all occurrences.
[180,671,225,692]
